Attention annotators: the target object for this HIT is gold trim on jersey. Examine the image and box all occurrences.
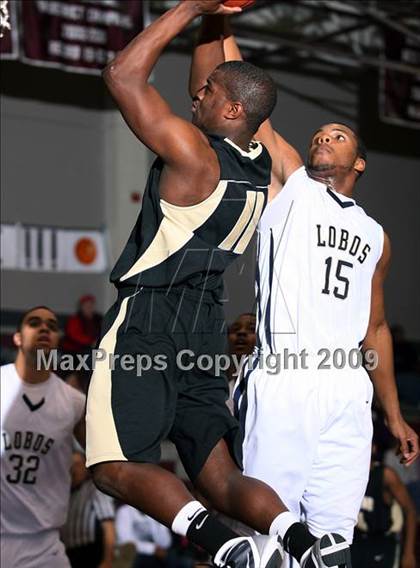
[119,181,229,282]
[224,137,263,160]
[234,192,265,254]
[218,190,264,254]
[86,295,133,466]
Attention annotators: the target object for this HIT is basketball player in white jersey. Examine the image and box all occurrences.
[1,306,86,568]
[191,16,419,568]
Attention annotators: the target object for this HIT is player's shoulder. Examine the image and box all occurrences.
[52,376,85,424]
[353,203,384,235]
[260,165,307,226]
[270,165,313,203]
[282,164,308,188]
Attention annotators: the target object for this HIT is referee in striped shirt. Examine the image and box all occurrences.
[62,451,115,568]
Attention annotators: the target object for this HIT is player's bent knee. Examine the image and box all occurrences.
[197,467,240,509]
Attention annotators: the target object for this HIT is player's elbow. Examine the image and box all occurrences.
[102,58,135,89]
[102,62,123,87]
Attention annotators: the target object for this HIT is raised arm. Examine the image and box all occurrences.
[189,15,226,98]
[363,233,419,466]
[222,20,303,194]
[103,1,239,168]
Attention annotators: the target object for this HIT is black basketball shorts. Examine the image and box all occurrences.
[86,286,242,481]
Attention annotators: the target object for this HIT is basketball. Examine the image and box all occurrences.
[223,0,256,9]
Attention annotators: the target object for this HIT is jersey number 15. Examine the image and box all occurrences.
[322,257,353,300]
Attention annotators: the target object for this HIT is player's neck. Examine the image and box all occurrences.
[327,176,355,198]
[307,167,355,198]
[14,352,51,384]
[229,133,253,152]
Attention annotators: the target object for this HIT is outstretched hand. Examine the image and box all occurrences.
[185,0,243,16]
[387,416,419,467]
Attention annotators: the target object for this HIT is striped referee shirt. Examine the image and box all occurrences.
[61,479,115,549]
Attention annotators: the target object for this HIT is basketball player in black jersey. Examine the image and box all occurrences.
[85,2,334,568]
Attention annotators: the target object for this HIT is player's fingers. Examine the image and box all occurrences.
[215,6,243,14]
[404,436,419,466]
[399,435,409,463]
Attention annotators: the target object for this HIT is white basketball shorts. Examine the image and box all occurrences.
[238,365,374,543]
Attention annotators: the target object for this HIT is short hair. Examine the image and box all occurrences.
[215,61,277,133]
[17,306,58,331]
[238,312,256,320]
[335,122,367,163]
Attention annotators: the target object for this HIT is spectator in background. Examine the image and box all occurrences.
[385,439,420,516]
[226,313,256,397]
[352,442,417,568]
[62,295,102,357]
[115,505,171,568]
[62,451,115,568]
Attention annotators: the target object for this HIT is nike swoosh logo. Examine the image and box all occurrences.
[195,514,209,530]
[187,509,203,522]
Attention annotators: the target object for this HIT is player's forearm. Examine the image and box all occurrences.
[104,2,199,88]
[363,321,402,422]
[190,15,225,98]
[223,19,243,61]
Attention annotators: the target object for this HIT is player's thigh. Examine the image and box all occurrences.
[241,368,321,516]
[86,293,179,466]
[302,377,373,542]
[170,367,242,483]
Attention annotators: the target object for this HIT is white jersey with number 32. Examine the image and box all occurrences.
[256,166,384,357]
[1,364,85,535]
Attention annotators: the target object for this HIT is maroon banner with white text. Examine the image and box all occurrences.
[1,0,143,75]
[0,0,19,60]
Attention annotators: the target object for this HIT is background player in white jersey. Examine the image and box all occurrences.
[1,306,86,568]
[191,16,419,568]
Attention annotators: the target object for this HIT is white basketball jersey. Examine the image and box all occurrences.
[257,166,384,356]
[1,364,85,535]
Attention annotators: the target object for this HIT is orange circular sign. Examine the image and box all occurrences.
[75,238,97,265]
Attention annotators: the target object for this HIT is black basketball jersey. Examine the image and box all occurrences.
[110,134,271,294]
